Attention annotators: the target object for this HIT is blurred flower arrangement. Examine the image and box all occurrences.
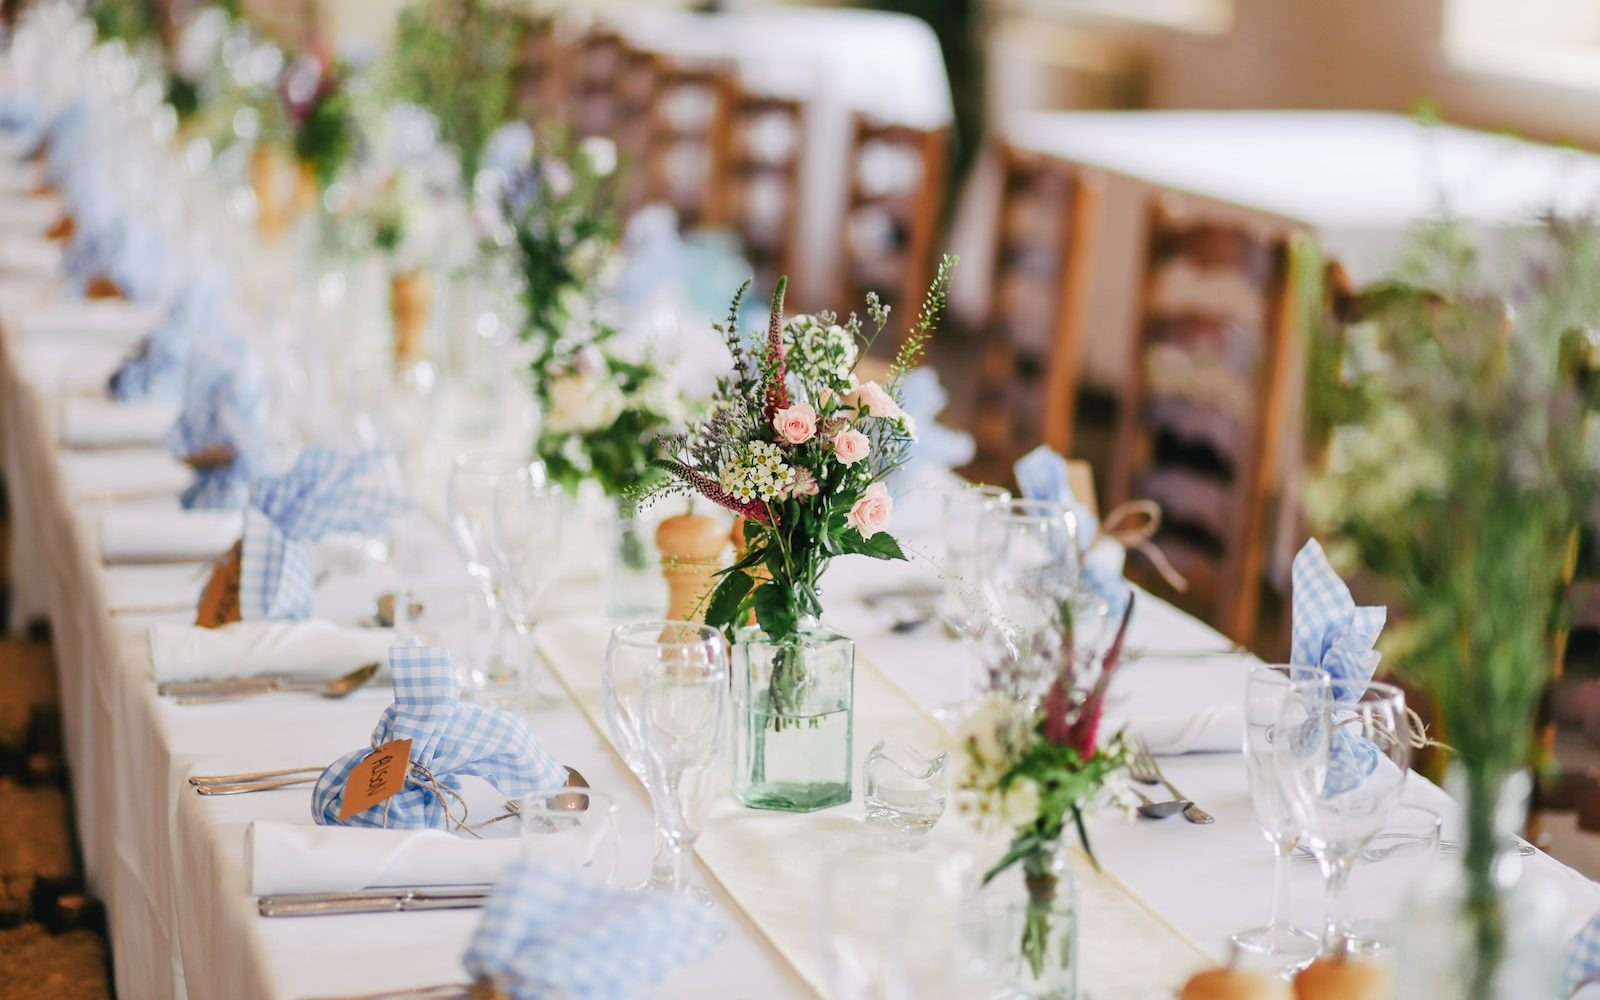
[955,598,1135,980]
[383,0,528,184]
[279,47,359,190]
[163,4,233,120]
[647,255,956,643]
[1305,219,1600,998]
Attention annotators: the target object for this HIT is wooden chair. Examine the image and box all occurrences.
[509,14,570,125]
[837,115,949,328]
[1109,204,1297,645]
[610,43,661,215]
[644,58,736,231]
[973,144,1100,479]
[722,88,805,297]
[567,29,627,139]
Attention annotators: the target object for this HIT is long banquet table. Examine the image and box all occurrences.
[3,233,1600,998]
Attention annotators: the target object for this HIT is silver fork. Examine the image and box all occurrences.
[1128,738,1213,825]
[189,765,324,786]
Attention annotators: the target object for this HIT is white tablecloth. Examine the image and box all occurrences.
[618,6,953,308]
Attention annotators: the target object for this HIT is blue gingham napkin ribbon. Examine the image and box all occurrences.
[164,333,271,509]
[1015,444,1129,619]
[1569,911,1600,995]
[239,447,409,620]
[62,210,176,303]
[109,267,231,401]
[463,857,721,999]
[895,367,974,476]
[1294,539,1386,794]
[311,644,567,829]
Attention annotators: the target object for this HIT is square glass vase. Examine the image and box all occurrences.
[731,621,855,812]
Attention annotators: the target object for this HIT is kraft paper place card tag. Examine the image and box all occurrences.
[339,738,413,822]
[195,540,243,628]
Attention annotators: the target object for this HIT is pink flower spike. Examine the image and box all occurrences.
[658,459,773,525]
[762,277,790,424]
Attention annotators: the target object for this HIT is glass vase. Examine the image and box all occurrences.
[1391,768,1564,999]
[731,620,855,812]
[966,839,1080,1000]
[606,499,664,619]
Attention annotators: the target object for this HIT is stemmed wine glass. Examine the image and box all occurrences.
[1275,678,1411,954]
[1232,664,1329,967]
[445,451,519,697]
[638,626,728,902]
[490,466,564,710]
[603,621,726,898]
[974,499,1081,705]
[931,483,1009,725]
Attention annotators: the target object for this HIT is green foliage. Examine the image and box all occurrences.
[88,0,157,44]
[385,0,527,183]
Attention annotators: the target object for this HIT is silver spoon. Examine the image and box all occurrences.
[175,663,381,705]
[1131,786,1191,819]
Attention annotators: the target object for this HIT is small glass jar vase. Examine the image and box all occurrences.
[606,498,664,619]
[731,619,855,812]
[967,839,1080,1000]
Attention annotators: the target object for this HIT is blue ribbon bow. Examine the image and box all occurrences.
[1015,444,1130,619]
[238,447,409,620]
[463,857,721,999]
[163,333,272,509]
[895,367,975,475]
[311,643,568,830]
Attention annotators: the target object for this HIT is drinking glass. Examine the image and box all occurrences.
[1231,665,1329,966]
[446,452,519,693]
[974,499,1080,704]
[937,483,1011,641]
[490,468,564,709]
[603,621,725,895]
[862,740,949,847]
[518,784,619,885]
[1341,802,1442,954]
[1276,679,1411,953]
[638,626,728,901]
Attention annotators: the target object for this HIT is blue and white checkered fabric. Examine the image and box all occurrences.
[164,332,271,509]
[0,88,48,151]
[463,856,721,1000]
[891,367,974,480]
[1015,444,1130,619]
[237,448,408,619]
[311,643,568,829]
[1293,539,1387,794]
[62,209,176,303]
[109,267,231,401]
[1569,912,1600,995]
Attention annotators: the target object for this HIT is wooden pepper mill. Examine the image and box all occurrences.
[1293,953,1388,1000]
[656,512,727,622]
[390,270,431,369]
[1180,966,1291,1000]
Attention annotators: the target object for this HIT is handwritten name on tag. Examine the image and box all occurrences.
[338,738,413,822]
[195,540,243,628]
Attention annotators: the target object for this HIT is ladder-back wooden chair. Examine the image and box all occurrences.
[644,58,736,231]
[723,88,804,297]
[567,29,626,139]
[611,43,661,215]
[838,115,949,331]
[973,144,1100,480]
[1109,204,1297,645]
[509,14,566,126]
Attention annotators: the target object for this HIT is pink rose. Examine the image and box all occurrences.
[772,403,818,445]
[843,381,901,420]
[847,482,893,538]
[832,428,871,465]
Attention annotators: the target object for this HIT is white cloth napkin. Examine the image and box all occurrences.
[0,194,63,233]
[147,621,397,683]
[59,397,178,448]
[0,235,60,275]
[247,816,606,895]
[13,300,161,344]
[95,506,239,563]
[64,448,193,504]
[102,563,206,615]
[1113,706,1243,755]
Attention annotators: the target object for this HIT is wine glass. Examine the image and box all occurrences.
[446,451,519,694]
[974,499,1080,704]
[490,468,564,710]
[1276,678,1411,953]
[638,624,729,901]
[938,483,1011,640]
[1231,665,1329,967]
[604,621,725,895]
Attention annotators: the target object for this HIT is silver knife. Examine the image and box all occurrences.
[259,888,491,917]
[159,676,288,697]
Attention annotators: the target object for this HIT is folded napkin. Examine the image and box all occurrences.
[62,448,192,503]
[1294,539,1387,793]
[109,267,232,402]
[63,212,176,304]
[1114,706,1243,755]
[1015,445,1130,618]
[96,507,241,564]
[240,448,408,620]
[164,333,272,509]
[894,367,974,477]
[14,299,163,344]
[247,821,519,896]
[0,235,61,275]
[147,620,396,683]
[312,643,567,829]
[0,194,63,233]
[102,564,206,616]
[1570,912,1600,997]
[60,397,178,448]
[463,857,721,1000]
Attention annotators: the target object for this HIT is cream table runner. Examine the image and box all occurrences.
[536,618,1213,999]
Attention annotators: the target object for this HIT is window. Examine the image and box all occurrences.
[1445,0,1600,89]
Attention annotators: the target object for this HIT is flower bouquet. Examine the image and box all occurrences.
[646,255,956,811]
[280,47,358,193]
[955,597,1135,995]
[496,131,622,351]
